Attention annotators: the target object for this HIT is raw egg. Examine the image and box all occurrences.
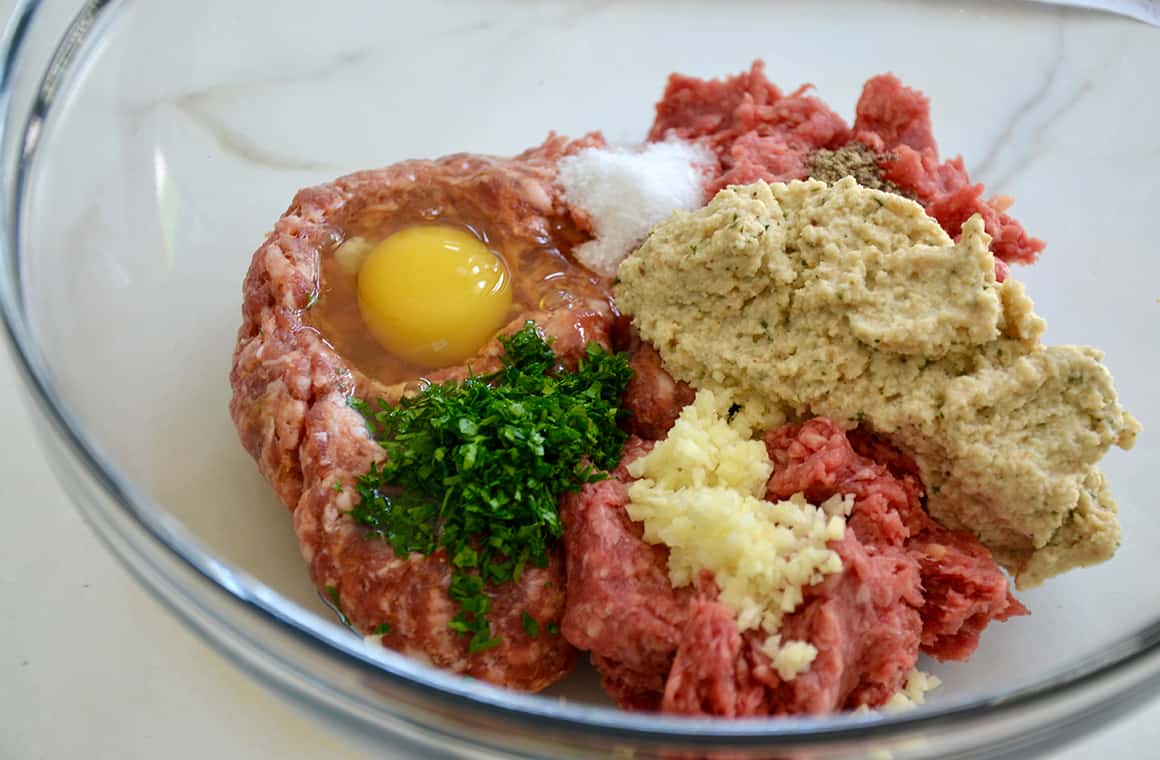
[357,225,512,368]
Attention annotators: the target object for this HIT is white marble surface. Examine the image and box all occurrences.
[1032,0,1160,24]
[3,0,1160,758]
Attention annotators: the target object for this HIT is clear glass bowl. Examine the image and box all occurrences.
[3,1,1158,757]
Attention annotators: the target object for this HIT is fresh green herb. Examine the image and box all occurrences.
[372,622,392,636]
[522,612,540,638]
[332,480,344,493]
[546,622,560,636]
[931,485,942,496]
[351,322,632,653]
[324,584,352,627]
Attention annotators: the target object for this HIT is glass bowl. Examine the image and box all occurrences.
[2,1,1158,757]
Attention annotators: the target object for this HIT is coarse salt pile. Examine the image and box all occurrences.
[557,140,712,276]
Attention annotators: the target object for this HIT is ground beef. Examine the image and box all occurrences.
[561,417,1025,715]
[230,133,611,691]
[662,531,923,716]
[648,60,850,196]
[765,419,1027,662]
[560,437,695,710]
[852,74,1045,270]
[647,61,1044,271]
[618,329,696,441]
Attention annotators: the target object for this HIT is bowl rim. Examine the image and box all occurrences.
[3,0,1160,750]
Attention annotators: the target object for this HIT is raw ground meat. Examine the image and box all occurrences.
[648,60,1044,271]
[765,419,1027,662]
[648,60,849,196]
[662,530,923,716]
[617,327,697,441]
[561,417,1025,715]
[230,133,612,691]
[560,436,696,711]
[231,60,1040,705]
[852,74,1045,270]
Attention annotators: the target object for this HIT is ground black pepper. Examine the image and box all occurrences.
[807,143,909,197]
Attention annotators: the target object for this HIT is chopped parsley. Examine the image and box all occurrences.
[522,612,540,638]
[372,622,392,636]
[350,322,632,653]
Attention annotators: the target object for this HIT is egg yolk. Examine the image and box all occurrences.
[357,225,513,369]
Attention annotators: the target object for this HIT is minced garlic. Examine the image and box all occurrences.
[851,669,943,715]
[760,635,819,681]
[882,669,943,712]
[625,390,852,678]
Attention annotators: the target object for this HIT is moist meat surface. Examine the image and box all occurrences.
[648,60,1044,271]
[230,134,611,691]
[851,75,1043,270]
[231,62,1110,707]
[648,61,849,197]
[765,419,1027,661]
[619,330,696,441]
[561,419,1024,715]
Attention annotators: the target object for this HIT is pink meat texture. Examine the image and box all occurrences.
[648,61,1044,274]
[561,420,1025,715]
[231,59,1043,710]
[230,134,611,692]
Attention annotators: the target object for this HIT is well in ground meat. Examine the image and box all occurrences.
[230,134,610,691]
[561,418,1026,715]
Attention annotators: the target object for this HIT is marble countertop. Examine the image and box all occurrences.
[3,0,1158,757]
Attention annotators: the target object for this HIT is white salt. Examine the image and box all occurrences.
[557,140,712,277]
